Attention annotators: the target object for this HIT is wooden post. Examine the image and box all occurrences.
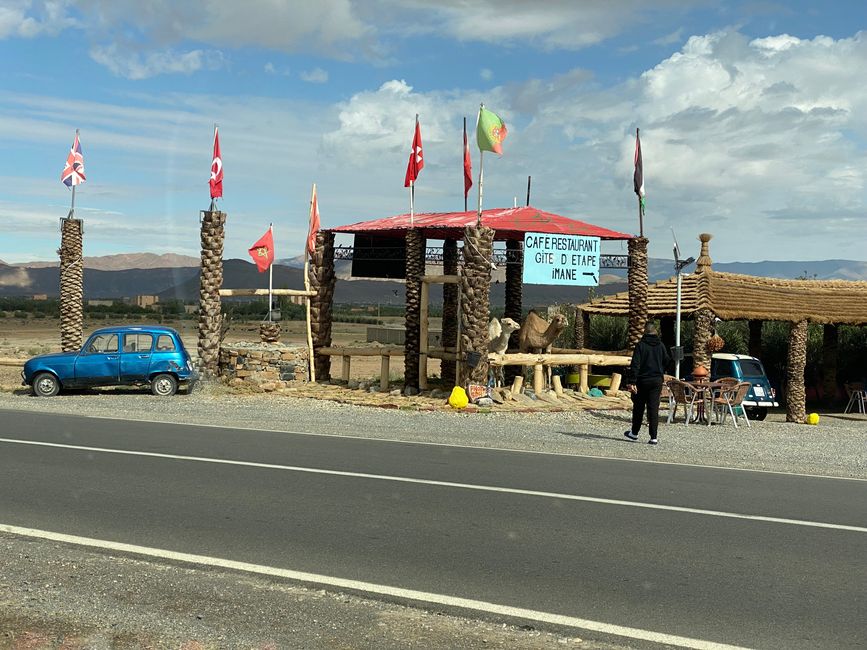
[419,280,429,390]
[609,372,622,393]
[380,354,390,392]
[552,375,564,396]
[533,363,544,394]
[510,375,523,399]
[579,363,589,393]
[341,355,351,382]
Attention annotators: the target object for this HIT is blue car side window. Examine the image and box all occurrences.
[86,334,118,354]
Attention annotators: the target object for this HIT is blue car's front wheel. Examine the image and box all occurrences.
[32,372,60,397]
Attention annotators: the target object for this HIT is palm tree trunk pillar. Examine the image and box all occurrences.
[748,319,763,359]
[441,238,459,387]
[821,323,838,406]
[504,238,523,384]
[692,308,714,372]
[786,319,808,423]
[59,217,84,352]
[403,230,425,392]
[627,237,649,351]
[197,210,225,377]
[574,308,589,349]
[460,226,494,386]
[310,231,336,381]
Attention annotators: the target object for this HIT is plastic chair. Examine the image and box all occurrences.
[712,382,752,428]
[667,379,699,425]
[843,382,867,414]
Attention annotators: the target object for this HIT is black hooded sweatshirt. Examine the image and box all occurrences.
[628,333,671,384]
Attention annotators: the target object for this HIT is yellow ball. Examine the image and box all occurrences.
[448,386,469,409]
[807,412,820,425]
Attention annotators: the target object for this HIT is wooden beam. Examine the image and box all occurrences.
[422,274,459,284]
[488,353,631,366]
[380,354,390,392]
[341,355,351,382]
[317,346,404,356]
[219,288,316,297]
[0,358,23,367]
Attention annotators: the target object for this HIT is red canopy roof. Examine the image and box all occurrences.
[328,206,633,241]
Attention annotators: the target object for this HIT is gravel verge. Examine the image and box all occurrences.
[0,384,864,479]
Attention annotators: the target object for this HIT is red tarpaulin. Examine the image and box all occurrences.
[328,206,633,241]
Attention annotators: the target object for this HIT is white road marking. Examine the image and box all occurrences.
[0,522,749,650]
[1,436,864,533]
[6,407,865,482]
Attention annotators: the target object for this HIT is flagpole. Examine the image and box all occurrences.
[305,184,316,383]
[463,117,468,213]
[636,128,644,237]
[476,104,486,227]
[268,223,273,322]
[210,123,218,212]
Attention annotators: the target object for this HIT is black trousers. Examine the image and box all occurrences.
[631,377,663,439]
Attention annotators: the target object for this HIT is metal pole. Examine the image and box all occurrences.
[464,116,468,213]
[675,271,682,379]
[526,175,531,206]
[268,224,273,322]
[636,128,644,237]
[476,150,485,227]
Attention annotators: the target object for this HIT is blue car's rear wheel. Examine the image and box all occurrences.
[150,373,178,396]
[32,372,60,397]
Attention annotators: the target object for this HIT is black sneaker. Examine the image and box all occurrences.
[624,430,638,441]
[648,438,659,445]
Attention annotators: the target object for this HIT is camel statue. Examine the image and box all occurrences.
[487,317,521,386]
[518,310,568,390]
[518,310,567,354]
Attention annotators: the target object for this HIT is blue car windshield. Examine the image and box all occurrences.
[739,359,766,378]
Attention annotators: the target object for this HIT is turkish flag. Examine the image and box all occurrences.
[404,119,424,187]
[307,186,320,257]
[247,227,274,273]
[209,126,223,199]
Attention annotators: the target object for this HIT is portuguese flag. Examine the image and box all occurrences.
[477,106,507,155]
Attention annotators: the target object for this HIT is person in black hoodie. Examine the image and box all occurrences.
[624,322,671,445]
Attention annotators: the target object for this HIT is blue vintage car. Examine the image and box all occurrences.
[22,325,196,397]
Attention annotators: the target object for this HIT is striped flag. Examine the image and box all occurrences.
[634,130,645,215]
[61,132,86,187]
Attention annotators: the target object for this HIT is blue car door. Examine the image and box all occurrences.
[75,333,120,386]
[120,332,154,383]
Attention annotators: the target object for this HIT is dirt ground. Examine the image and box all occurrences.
[0,317,429,389]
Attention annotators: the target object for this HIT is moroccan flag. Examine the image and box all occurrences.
[463,119,473,198]
[209,126,223,199]
[477,106,507,155]
[634,130,645,212]
[61,131,86,187]
[307,185,320,257]
[248,227,274,273]
[404,118,424,187]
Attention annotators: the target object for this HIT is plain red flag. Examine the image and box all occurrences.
[209,126,223,199]
[307,185,320,257]
[463,119,473,199]
[247,227,274,273]
[404,119,424,187]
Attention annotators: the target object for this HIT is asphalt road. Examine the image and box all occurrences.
[1,409,865,649]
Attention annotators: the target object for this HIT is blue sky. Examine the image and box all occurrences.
[1,0,866,266]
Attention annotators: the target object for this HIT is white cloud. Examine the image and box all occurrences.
[300,67,328,83]
[480,68,493,81]
[89,44,224,79]
[0,0,75,39]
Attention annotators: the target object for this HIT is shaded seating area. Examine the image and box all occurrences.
[711,381,752,428]
[580,233,867,424]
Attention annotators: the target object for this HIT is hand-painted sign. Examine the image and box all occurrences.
[522,232,600,286]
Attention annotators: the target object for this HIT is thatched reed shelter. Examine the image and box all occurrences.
[579,233,867,422]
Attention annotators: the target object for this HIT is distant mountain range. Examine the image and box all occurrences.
[2,252,865,305]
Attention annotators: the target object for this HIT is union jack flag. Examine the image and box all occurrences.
[61,131,86,187]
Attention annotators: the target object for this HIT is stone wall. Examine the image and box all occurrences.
[219,342,308,392]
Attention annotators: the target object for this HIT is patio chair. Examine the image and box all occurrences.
[712,381,752,428]
[667,379,699,425]
[843,382,867,414]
